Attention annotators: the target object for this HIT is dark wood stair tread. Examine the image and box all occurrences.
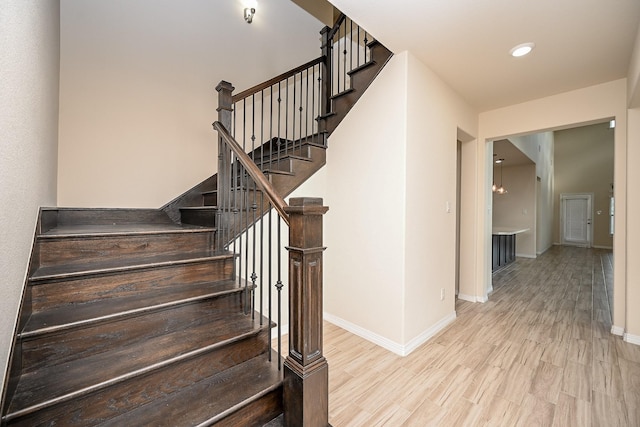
[22,279,245,337]
[97,354,283,427]
[30,250,233,281]
[39,222,214,238]
[7,313,269,418]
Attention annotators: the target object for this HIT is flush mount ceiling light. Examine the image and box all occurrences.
[509,42,535,57]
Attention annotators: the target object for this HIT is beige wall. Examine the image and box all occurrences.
[323,51,478,354]
[477,79,628,332]
[627,108,640,341]
[57,0,323,209]
[323,53,407,348]
[506,131,555,255]
[492,164,537,258]
[626,22,640,343]
[404,52,478,343]
[290,0,335,26]
[0,0,60,391]
[553,123,614,249]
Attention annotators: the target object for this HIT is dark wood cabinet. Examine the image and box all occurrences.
[492,233,516,272]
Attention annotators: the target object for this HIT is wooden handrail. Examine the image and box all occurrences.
[212,121,290,226]
[326,12,347,41]
[232,56,324,103]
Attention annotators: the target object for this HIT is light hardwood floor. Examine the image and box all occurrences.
[277,245,640,426]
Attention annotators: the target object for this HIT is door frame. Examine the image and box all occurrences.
[560,192,594,248]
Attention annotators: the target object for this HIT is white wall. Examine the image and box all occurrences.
[404,53,477,346]
[492,164,537,258]
[627,108,640,342]
[323,52,408,348]
[0,0,60,392]
[323,51,478,355]
[625,18,640,343]
[507,132,555,254]
[477,79,628,332]
[58,0,324,208]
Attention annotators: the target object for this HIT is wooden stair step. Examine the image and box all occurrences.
[37,224,217,268]
[22,279,245,338]
[20,287,254,375]
[40,208,176,233]
[96,354,283,427]
[30,250,231,282]
[6,312,270,422]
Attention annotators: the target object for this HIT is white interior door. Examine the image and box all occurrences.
[561,194,592,247]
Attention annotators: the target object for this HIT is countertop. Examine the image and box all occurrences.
[492,227,530,235]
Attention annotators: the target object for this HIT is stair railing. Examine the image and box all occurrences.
[216,82,330,426]
[213,13,376,426]
[324,13,373,98]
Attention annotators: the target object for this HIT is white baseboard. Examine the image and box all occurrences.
[516,253,537,259]
[611,325,625,336]
[323,311,456,357]
[593,245,613,250]
[458,293,489,303]
[624,333,640,346]
[457,293,477,303]
[536,244,553,256]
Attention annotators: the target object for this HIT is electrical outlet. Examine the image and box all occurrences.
[440,288,445,301]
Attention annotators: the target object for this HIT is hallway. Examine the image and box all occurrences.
[321,246,640,425]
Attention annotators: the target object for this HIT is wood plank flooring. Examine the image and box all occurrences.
[276,245,640,426]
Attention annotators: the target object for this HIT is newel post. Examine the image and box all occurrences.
[215,81,234,251]
[318,26,332,144]
[283,197,330,427]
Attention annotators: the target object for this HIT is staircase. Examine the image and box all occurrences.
[1,13,392,427]
[1,208,282,426]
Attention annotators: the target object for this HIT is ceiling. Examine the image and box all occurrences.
[493,139,534,167]
[327,0,640,111]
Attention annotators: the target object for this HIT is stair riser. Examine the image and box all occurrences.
[7,333,271,426]
[41,209,174,231]
[21,292,249,372]
[37,231,215,268]
[203,191,217,206]
[31,258,236,313]
[182,208,266,231]
[214,387,283,427]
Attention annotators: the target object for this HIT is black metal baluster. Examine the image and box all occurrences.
[248,95,256,316]
[343,23,348,91]
[364,31,369,64]
[267,206,272,362]
[356,25,360,67]
[298,71,303,155]
[305,68,309,147]
[292,74,296,159]
[269,85,274,172]
[285,77,289,158]
[277,81,282,168]
[258,90,265,324]
[311,66,316,145]
[350,18,353,75]
[275,215,283,370]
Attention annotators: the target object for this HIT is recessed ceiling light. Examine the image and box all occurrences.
[510,42,535,57]
[495,158,504,164]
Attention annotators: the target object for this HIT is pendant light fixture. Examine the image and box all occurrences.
[495,159,507,194]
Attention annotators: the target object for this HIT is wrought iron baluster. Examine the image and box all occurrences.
[343,22,348,91]
[350,18,353,75]
[292,73,296,159]
[268,206,273,362]
[275,215,283,370]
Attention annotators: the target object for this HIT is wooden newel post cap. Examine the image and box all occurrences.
[285,198,328,250]
[285,197,329,215]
